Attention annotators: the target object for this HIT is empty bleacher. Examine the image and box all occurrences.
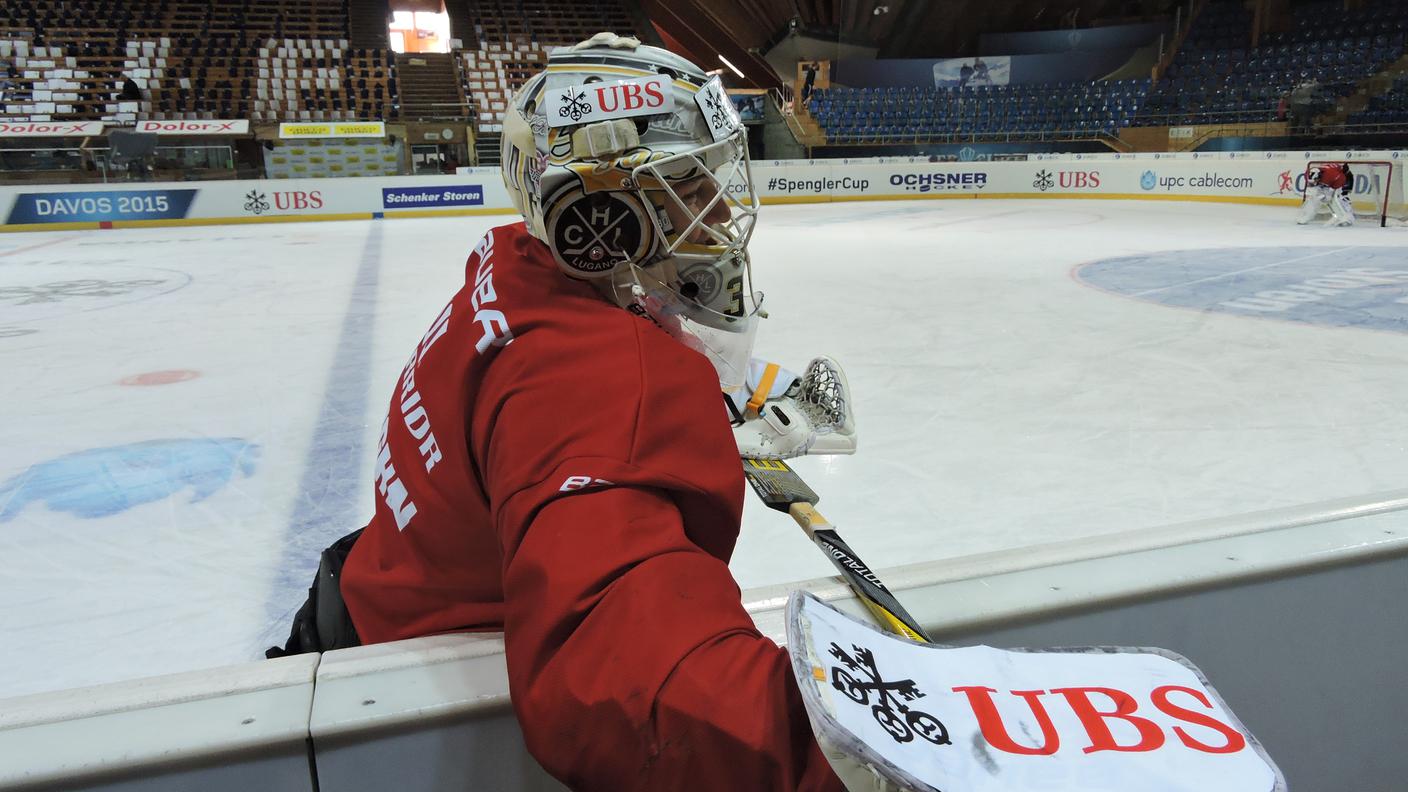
[0,0,398,123]
[459,40,548,133]
[1348,73,1408,128]
[807,80,1151,144]
[1134,0,1408,126]
[453,0,639,134]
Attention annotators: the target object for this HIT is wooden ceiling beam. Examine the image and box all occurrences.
[642,0,781,88]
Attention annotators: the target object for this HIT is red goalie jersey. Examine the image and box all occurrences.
[1314,163,1349,190]
[340,222,843,792]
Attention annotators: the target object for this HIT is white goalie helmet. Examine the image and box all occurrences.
[501,32,764,394]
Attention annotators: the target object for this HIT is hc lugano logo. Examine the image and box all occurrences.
[550,193,647,274]
[829,642,952,746]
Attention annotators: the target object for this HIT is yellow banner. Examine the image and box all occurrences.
[279,122,386,139]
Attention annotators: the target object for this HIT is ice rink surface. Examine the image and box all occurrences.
[3,199,1407,699]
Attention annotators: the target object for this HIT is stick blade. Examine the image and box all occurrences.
[741,457,819,512]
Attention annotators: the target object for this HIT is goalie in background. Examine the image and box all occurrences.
[1298,162,1355,227]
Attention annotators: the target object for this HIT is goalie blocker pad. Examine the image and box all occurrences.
[786,592,1285,792]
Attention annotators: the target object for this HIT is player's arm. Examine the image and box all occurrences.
[496,481,844,791]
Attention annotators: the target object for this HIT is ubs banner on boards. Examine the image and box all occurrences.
[1,155,1400,229]
[0,172,514,228]
[749,150,1406,203]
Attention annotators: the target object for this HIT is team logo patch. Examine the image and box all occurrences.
[828,641,952,746]
[544,75,674,129]
[677,261,723,303]
[695,77,741,142]
[546,190,651,276]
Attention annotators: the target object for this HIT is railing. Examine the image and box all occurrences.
[810,109,1408,149]
[1306,119,1408,136]
[0,142,239,183]
[1126,107,1281,127]
[819,127,1124,146]
[401,100,474,121]
[768,86,811,145]
[1153,0,1207,83]
[1131,97,1408,132]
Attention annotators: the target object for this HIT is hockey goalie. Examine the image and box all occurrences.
[1297,162,1355,227]
[265,29,1279,792]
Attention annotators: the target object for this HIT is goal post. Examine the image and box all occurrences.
[1304,160,1406,227]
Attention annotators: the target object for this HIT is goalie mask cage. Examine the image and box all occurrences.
[1304,160,1406,227]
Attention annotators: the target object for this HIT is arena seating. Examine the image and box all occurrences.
[0,0,643,132]
[1349,74,1408,128]
[807,80,1151,144]
[0,1,398,123]
[0,0,349,43]
[459,40,549,133]
[803,0,1408,146]
[1134,0,1408,126]
[465,0,632,49]
[454,0,638,132]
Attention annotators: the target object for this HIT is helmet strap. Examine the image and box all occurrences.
[571,119,641,159]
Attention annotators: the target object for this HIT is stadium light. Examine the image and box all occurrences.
[718,55,745,79]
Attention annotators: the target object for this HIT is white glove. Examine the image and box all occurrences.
[731,356,857,459]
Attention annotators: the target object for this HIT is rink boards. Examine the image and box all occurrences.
[1,149,1404,232]
[2,491,1406,791]
[3,155,1408,791]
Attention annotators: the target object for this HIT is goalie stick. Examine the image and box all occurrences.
[741,457,932,643]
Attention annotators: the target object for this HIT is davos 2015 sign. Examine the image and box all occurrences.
[6,189,198,224]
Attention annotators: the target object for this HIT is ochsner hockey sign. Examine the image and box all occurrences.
[137,120,249,135]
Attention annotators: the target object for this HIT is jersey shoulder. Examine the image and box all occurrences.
[475,295,729,499]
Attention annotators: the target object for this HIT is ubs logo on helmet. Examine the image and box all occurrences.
[546,75,675,129]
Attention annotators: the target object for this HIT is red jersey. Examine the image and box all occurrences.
[341,222,842,791]
[1316,163,1348,190]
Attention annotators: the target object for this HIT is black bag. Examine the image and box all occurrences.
[266,528,364,658]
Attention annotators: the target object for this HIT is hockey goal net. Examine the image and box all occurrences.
[1304,160,1407,227]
